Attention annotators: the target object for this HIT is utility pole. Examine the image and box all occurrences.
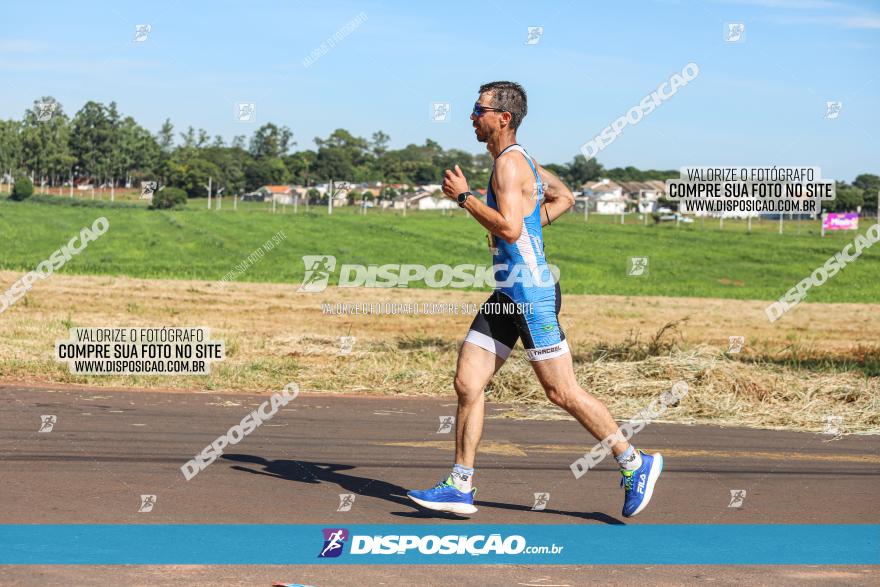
[111,177,115,202]
[206,177,212,209]
[778,213,783,235]
[217,187,225,210]
[69,172,73,198]
[234,193,238,211]
[328,180,333,215]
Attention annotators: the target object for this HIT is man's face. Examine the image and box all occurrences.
[471,92,502,143]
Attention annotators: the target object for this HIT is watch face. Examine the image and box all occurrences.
[458,192,468,203]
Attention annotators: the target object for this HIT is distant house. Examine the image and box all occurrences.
[617,180,668,213]
[581,179,628,214]
[407,191,456,210]
[258,185,295,204]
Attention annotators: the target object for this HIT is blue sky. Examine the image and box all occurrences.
[1,0,878,181]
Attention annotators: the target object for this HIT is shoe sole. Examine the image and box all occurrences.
[407,494,478,515]
[626,452,663,518]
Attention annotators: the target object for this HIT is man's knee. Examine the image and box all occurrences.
[454,375,483,403]
[543,382,576,409]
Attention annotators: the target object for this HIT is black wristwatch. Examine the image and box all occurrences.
[457,191,473,208]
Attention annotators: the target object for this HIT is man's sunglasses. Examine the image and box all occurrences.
[472,102,508,117]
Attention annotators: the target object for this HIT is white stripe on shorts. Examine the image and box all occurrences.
[464,329,513,360]
[525,339,570,362]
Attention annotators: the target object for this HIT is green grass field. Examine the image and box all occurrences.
[1,195,878,302]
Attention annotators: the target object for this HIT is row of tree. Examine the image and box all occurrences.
[1,97,877,212]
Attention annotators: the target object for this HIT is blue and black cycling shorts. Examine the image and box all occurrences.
[464,281,568,362]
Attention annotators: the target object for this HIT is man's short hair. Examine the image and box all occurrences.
[479,81,527,131]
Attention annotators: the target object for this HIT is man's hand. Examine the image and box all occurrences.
[442,165,470,200]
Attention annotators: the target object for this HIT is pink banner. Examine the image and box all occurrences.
[823,213,859,231]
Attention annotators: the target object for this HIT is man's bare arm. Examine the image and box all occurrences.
[461,156,524,243]
[535,164,575,226]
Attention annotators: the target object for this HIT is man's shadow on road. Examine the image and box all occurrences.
[223,454,624,525]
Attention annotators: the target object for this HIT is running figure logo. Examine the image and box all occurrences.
[824,101,842,120]
[724,22,745,43]
[299,255,337,292]
[531,492,550,511]
[524,26,544,45]
[38,415,57,433]
[727,336,745,354]
[437,416,455,434]
[35,101,57,122]
[728,489,746,508]
[318,528,349,558]
[138,495,157,513]
[337,493,355,512]
[628,257,649,277]
[141,181,159,199]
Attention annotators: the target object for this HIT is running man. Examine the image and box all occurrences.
[406,81,663,518]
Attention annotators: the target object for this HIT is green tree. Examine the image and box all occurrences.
[245,157,290,190]
[853,174,880,213]
[157,118,175,154]
[824,182,865,212]
[20,97,74,187]
[70,101,115,184]
[149,186,187,209]
[313,129,369,181]
[0,120,23,178]
[165,148,223,197]
[567,155,604,186]
[250,123,294,159]
[115,116,161,186]
[10,177,34,200]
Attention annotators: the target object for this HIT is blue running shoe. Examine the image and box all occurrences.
[407,475,478,515]
[621,451,663,518]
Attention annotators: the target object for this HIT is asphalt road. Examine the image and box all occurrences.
[1,384,878,585]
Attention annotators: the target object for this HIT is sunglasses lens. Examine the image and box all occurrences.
[473,103,482,117]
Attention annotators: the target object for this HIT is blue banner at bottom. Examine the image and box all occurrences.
[1,524,877,565]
